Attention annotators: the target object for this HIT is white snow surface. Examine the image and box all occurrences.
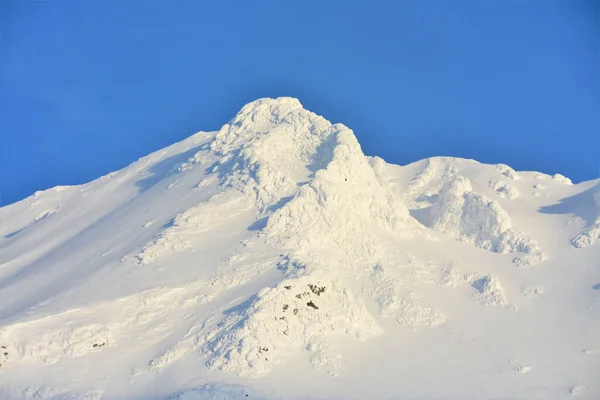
[0,97,599,399]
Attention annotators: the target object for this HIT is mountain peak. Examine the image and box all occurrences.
[236,97,305,117]
[0,98,598,399]
[208,97,365,211]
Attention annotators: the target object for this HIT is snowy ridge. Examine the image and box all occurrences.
[0,97,598,399]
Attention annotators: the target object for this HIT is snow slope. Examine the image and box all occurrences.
[0,97,598,399]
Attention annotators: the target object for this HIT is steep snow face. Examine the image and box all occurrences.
[264,126,413,264]
[205,98,411,244]
[0,98,599,400]
[127,98,417,378]
[153,99,417,377]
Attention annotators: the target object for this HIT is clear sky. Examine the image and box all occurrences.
[1,1,598,206]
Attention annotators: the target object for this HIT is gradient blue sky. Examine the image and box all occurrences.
[1,1,598,206]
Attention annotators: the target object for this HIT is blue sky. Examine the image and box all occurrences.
[1,1,598,206]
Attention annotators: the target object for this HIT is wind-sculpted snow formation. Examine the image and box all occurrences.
[0,98,598,399]
[571,185,600,248]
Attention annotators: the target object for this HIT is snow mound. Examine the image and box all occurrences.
[489,178,519,199]
[572,224,600,248]
[496,164,519,180]
[553,173,573,185]
[402,163,545,265]
[472,275,513,309]
[428,176,509,242]
[439,266,514,308]
[424,176,543,263]
[440,264,479,288]
[572,186,600,248]
[199,275,381,377]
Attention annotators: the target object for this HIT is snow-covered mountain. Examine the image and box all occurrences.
[0,97,598,400]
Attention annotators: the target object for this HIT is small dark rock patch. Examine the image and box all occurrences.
[293,308,299,315]
[308,284,326,296]
[282,304,289,311]
[306,301,319,310]
[92,342,106,348]
[284,285,292,290]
